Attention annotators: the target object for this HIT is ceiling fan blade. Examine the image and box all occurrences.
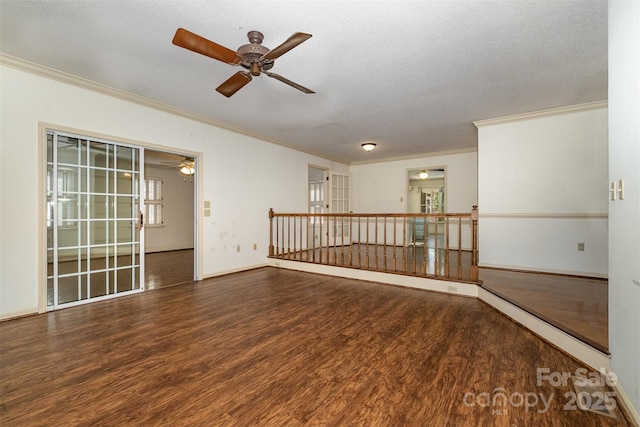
[216,72,252,97]
[260,32,312,61]
[172,28,242,65]
[264,71,315,94]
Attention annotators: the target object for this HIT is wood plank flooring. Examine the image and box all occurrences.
[0,268,628,426]
[479,268,609,353]
[145,249,194,289]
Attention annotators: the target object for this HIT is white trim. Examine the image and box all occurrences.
[0,307,39,322]
[609,373,640,427]
[267,258,479,297]
[203,263,269,279]
[473,100,608,128]
[350,147,478,166]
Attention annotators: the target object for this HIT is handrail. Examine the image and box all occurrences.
[269,206,480,283]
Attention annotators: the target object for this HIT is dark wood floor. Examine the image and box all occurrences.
[145,249,194,289]
[0,268,628,426]
[277,244,608,353]
[480,268,609,353]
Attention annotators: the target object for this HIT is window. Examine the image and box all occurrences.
[145,178,163,226]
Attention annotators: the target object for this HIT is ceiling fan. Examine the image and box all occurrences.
[172,28,315,97]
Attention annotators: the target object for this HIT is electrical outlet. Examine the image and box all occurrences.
[447,285,458,293]
[236,245,240,252]
[577,243,585,251]
[253,243,257,251]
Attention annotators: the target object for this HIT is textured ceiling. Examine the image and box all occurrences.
[0,1,608,164]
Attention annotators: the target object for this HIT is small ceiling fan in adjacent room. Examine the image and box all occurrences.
[172,28,315,97]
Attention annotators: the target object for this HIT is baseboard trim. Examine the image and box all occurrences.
[609,374,640,427]
[202,263,269,279]
[268,258,479,297]
[0,307,39,322]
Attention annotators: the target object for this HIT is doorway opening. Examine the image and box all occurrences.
[406,167,446,245]
[143,150,197,289]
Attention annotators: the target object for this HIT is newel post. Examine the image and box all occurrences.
[470,205,479,281]
[268,208,275,257]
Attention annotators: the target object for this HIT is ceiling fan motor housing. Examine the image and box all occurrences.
[238,31,274,72]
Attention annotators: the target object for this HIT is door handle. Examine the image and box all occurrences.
[138,210,144,230]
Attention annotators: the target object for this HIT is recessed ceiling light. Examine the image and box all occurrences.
[361,142,377,152]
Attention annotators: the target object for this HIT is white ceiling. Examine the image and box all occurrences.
[0,1,608,164]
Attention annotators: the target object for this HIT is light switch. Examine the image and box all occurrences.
[618,179,624,200]
[204,200,211,208]
[610,181,617,201]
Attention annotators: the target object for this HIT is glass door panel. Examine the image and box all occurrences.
[327,171,351,245]
[46,130,143,309]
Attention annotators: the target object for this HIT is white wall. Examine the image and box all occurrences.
[0,64,347,319]
[350,150,478,214]
[608,0,640,418]
[144,164,194,253]
[476,104,608,276]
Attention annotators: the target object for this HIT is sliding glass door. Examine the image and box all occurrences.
[46,130,144,309]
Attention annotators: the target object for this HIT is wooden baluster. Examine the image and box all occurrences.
[471,205,479,281]
[445,217,450,277]
[402,217,407,273]
[365,217,370,268]
[458,217,463,279]
[341,215,345,266]
[314,214,318,263]
[348,216,353,266]
[374,216,379,270]
[331,215,336,265]
[318,215,323,264]
[281,216,286,258]
[299,216,304,261]
[293,215,297,259]
[268,208,274,257]
[275,215,280,257]
[383,216,387,271]
[393,217,397,271]
[357,216,362,267]
[286,216,291,259]
[434,217,439,276]
[412,217,417,273]
[309,216,313,262]
[423,215,427,275]
[327,216,331,265]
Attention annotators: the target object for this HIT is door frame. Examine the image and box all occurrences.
[37,123,203,312]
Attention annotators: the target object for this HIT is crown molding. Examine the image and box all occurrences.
[0,53,348,165]
[473,100,608,128]
[350,147,477,166]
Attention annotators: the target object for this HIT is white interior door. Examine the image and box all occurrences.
[326,170,351,246]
